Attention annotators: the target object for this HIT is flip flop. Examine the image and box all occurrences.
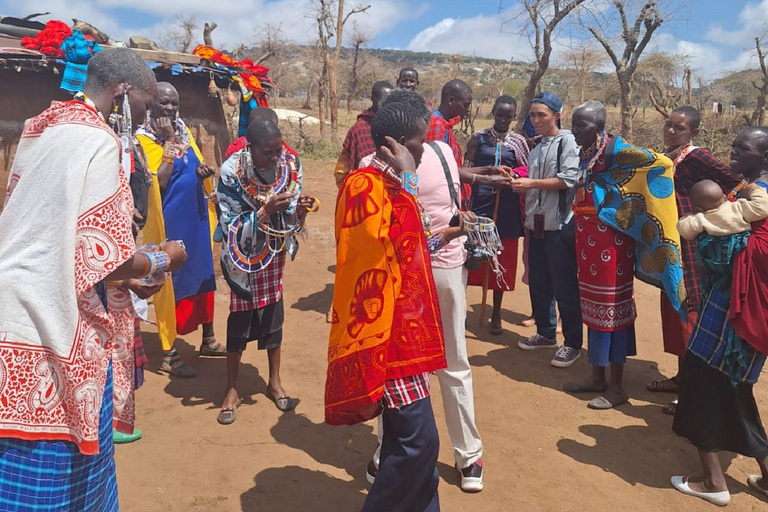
[269,394,298,412]
[563,381,609,393]
[159,359,198,378]
[113,428,142,444]
[748,475,768,499]
[217,398,242,425]
[646,378,679,393]
[587,394,629,410]
[671,476,730,506]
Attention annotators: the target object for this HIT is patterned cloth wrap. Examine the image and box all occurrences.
[590,137,687,318]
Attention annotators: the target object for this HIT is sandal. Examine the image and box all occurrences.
[200,336,227,357]
[160,352,198,378]
[217,398,242,425]
[113,428,142,444]
[587,394,629,410]
[646,377,679,393]
[662,399,678,416]
[267,391,298,412]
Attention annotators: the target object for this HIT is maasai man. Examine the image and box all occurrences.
[327,101,447,512]
[0,47,188,510]
[334,80,393,186]
[137,82,222,378]
[396,67,420,91]
[647,106,740,415]
[465,95,530,335]
[217,118,315,424]
[671,127,768,506]
[563,101,683,409]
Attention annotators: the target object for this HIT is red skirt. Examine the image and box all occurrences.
[467,237,519,291]
[175,291,215,335]
[661,291,698,358]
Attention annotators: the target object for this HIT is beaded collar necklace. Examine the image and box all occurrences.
[73,92,106,124]
[236,148,292,205]
[579,131,608,173]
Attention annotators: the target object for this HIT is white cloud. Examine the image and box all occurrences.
[706,0,768,47]
[0,0,420,50]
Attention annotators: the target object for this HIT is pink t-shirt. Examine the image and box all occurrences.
[417,141,466,269]
[360,144,466,269]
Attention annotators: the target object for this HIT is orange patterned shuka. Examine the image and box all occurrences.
[325,166,446,426]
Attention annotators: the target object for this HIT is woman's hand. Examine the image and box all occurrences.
[264,192,294,215]
[197,164,216,179]
[155,117,176,142]
[124,279,164,299]
[379,136,415,174]
[160,240,188,272]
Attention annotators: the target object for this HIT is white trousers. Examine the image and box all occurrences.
[375,265,483,469]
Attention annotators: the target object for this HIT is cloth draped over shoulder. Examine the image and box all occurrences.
[0,101,135,455]
[325,167,446,426]
[590,137,686,318]
[730,181,768,355]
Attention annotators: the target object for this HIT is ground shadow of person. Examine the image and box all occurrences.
[241,466,366,512]
[465,302,530,346]
[556,414,746,494]
[290,282,334,316]
[270,412,378,480]
[470,347,674,411]
[141,332,267,409]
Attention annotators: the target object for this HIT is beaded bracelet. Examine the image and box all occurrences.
[256,206,270,224]
[152,251,171,274]
[139,252,152,278]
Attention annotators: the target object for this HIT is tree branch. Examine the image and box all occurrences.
[589,27,620,70]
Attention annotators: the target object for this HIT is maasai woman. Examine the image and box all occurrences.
[217,118,315,424]
[563,101,637,409]
[0,48,187,510]
[137,82,223,378]
[648,106,739,415]
[671,127,768,506]
[465,95,529,334]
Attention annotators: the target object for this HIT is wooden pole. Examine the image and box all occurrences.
[478,142,503,326]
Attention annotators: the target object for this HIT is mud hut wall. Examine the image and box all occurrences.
[0,70,71,210]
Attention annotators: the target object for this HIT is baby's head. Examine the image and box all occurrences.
[690,179,726,214]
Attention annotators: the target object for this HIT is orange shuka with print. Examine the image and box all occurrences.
[325,167,446,426]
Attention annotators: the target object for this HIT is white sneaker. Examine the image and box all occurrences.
[459,460,483,493]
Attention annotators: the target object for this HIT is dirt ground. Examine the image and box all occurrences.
[116,160,768,512]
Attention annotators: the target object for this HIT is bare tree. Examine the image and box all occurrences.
[347,23,372,115]
[587,1,666,140]
[638,52,683,118]
[489,58,516,97]
[509,0,590,133]
[562,46,604,103]
[310,0,371,137]
[252,23,294,96]
[750,37,768,126]
[160,14,199,53]
[203,22,217,46]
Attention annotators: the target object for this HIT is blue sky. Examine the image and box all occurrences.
[0,0,764,81]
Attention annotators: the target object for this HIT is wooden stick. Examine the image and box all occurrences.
[478,142,503,326]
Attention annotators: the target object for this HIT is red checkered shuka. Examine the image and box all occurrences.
[343,110,376,169]
[230,250,286,312]
[382,372,431,409]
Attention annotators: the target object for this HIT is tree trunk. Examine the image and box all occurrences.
[203,22,217,46]
[515,66,547,134]
[318,47,329,136]
[329,60,339,140]
[752,84,767,126]
[619,76,633,141]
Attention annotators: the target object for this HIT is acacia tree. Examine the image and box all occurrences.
[312,0,370,137]
[587,0,665,140]
[347,24,371,115]
[562,46,604,103]
[160,14,198,52]
[510,0,590,133]
[750,37,768,126]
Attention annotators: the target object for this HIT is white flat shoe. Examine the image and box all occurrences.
[671,476,730,506]
[747,475,768,499]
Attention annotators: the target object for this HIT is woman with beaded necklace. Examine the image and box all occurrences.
[137,82,223,379]
[464,95,530,334]
[216,118,315,424]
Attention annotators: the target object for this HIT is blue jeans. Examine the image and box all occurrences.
[527,221,583,350]
[362,396,440,512]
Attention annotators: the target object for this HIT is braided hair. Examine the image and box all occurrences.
[381,89,431,124]
[370,102,424,150]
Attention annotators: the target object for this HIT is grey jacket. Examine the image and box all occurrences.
[523,129,581,231]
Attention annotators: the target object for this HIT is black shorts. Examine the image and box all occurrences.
[226,299,284,353]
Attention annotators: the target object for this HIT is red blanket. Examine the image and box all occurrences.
[730,217,768,355]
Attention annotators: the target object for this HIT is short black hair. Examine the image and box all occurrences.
[398,67,419,81]
[370,102,423,150]
[381,89,431,124]
[492,95,517,112]
[85,47,155,93]
[249,107,279,125]
[372,81,393,98]
[441,79,472,102]
[246,118,281,147]
[672,106,701,130]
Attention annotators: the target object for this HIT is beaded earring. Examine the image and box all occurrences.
[122,88,132,136]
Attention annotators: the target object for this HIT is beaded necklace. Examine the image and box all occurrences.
[579,131,608,174]
[73,92,106,124]
[141,117,191,159]
[666,141,694,167]
[235,149,292,205]
[727,179,750,201]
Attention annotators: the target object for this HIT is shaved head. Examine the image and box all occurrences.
[249,107,279,126]
[156,81,178,97]
[441,79,472,103]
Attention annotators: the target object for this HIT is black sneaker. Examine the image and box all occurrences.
[366,460,378,485]
[459,460,483,492]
